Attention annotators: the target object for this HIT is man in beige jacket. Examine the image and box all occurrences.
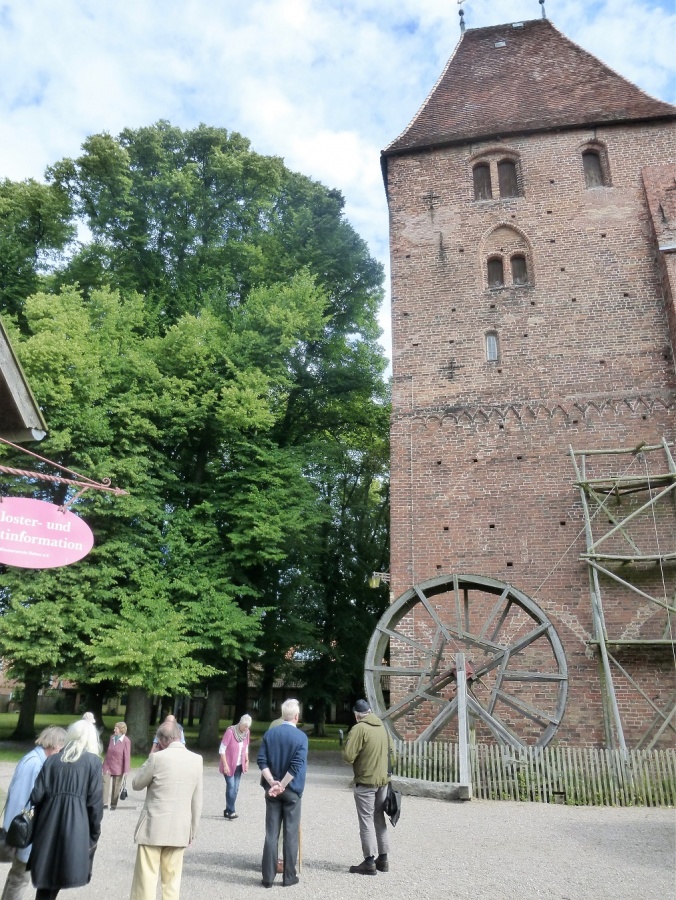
[129,721,203,900]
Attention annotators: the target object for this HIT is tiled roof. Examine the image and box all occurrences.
[383,19,676,157]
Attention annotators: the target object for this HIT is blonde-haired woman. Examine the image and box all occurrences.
[102,722,130,810]
[27,719,103,900]
[219,714,252,819]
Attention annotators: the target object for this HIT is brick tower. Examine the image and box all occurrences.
[377,17,676,749]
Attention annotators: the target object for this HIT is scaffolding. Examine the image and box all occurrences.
[570,439,676,750]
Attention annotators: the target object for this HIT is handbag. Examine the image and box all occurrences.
[6,806,34,849]
[383,781,402,826]
[0,827,16,862]
[119,776,128,801]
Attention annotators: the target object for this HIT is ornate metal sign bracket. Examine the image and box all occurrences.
[0,436,129,507]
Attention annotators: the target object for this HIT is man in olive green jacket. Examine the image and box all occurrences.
[342,700,391,876]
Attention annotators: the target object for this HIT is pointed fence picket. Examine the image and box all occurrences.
[391,740,675,807]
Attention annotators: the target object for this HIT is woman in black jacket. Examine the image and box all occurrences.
[28,719,103,900]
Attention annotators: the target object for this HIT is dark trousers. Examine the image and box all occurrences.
[262,788,301,885]
[36,890,59,900]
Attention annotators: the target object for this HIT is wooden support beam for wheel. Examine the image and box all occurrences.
[456,652,472,800]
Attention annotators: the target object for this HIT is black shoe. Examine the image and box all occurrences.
[262,881,273,888]
[349,860,377,875]
[376,854,389,872]
[283,876,300,886]
[223,809,228,818]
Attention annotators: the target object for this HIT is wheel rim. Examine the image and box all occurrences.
[365,573,568,748]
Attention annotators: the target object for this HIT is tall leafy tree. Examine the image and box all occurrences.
[0,178,73,324]
[1,122,390,739]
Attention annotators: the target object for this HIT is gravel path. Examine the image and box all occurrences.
[1,752,674,899]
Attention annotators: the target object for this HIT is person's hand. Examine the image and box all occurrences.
[267,781,284,797]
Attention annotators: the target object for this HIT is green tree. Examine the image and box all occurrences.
[0,178,73,324]
[1,122,390,738]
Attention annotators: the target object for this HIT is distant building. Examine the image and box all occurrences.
[377,17,676,749]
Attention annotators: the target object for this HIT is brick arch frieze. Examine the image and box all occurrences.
[398,394,675,428]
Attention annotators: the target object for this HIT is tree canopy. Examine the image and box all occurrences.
[0,122,390,742]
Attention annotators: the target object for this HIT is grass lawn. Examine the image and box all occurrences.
[0,713,345,764]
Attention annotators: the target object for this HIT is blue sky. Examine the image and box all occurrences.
[1,0,674,360]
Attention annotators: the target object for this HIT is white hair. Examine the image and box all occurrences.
[281,699,300,721]
[239,714,252,727]
[61,719,102,762]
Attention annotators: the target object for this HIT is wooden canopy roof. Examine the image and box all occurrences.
[0,318,47,443]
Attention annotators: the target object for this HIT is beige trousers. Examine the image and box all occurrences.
[129,844,185,900]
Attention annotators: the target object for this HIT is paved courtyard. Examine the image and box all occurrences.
[1,752,674,899]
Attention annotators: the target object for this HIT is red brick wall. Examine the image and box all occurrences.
[386,121,676,748]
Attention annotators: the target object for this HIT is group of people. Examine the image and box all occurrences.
[2,717,104,900]
[223,697,392,888]
[1,697,393,898]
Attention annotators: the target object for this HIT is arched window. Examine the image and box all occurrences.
[486,332,499,362]
[487,257,504,288]
[583,150,604,188]
[498,160,519,197]
[473,164,492,201]
[511,254,528,285]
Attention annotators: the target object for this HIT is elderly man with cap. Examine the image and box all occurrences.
[342,699,391,875]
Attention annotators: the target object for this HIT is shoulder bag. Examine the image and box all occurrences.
[6,806,34,849]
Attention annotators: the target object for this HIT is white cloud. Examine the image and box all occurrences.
[0,0,673,367]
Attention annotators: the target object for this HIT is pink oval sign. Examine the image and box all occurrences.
[0,497,94,569]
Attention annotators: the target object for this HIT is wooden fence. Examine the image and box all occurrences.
[391,739,676,807]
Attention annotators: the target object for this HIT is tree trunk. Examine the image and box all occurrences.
[197,688,223,749]
[80,686,105,727]
[126,687,152,754]
[312,701,327,737]
[12,673,41,740]
[258,664,275,722]
[233,658,249,724]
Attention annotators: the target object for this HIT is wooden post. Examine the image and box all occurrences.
[456,652,472,800]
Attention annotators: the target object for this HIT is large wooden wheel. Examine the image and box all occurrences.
[365,574,568,748]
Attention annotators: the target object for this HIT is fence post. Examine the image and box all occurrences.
[456,652,472,800]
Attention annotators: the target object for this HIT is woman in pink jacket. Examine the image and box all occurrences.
[102,722,131,810]
[219,714,251,819]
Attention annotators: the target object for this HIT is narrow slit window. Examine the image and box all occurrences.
[473,163,492,201]
[583,151,604,188]
[511,255,528,285]
[486,332,499,362]
[487,257,504,288]
[498,160,519,197]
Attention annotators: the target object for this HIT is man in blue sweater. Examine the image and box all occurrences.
[257,698,308,888]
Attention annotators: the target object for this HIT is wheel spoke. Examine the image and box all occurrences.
[505,622,550,655]
[466,694,524,749]
[493,689,560,727]
[377,625,435,657]
[502,671,567,682]
[478,587,510,640]
[414,585,454,643]
[369,666,426,677]
[418,697,459,742]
